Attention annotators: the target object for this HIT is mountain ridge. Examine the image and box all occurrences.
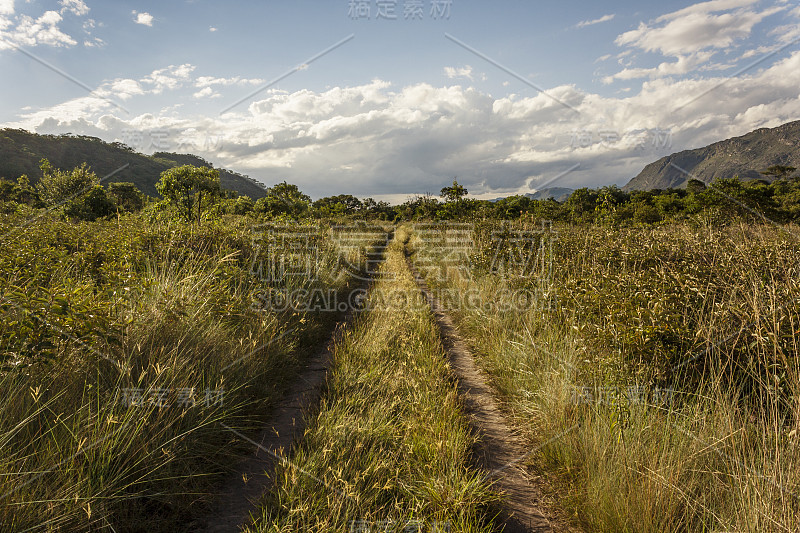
[624,120,800,191]
[0,128,268,199]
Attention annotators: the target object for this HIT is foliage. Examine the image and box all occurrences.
[108,181,145,212]
[156,164,222,223]
[36,158,98,206]
[254,181,311,218]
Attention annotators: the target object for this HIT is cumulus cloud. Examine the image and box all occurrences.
[132,11,153,26]
[603,0,789,84]
[7,49,800,199]
[59,0,89,17]
[0,0,95,50]
[195,76,265,88]
[193,87,221,99]
[577,14,615,28]
[444,65,473,80]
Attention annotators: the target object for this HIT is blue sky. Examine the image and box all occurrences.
[1,0,799,201]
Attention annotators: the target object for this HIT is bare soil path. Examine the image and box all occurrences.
[406,255,555,533]
[193,294,365,533]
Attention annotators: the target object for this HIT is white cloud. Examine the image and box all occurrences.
[132,11,153,26]
[0,0,95,50]
[5,50,800,198]
[577,14,615,28]
[209,26,217,32]
[615,2,783,56]
[59,0,89,16]
[195,76,265,88]
[193,86,221,99]
[444,65,473,80]
[141,64,195,93]
[1,11,77,49]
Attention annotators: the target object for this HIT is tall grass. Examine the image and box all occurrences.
[250,229,499,532]
[0,213,370,532]
[410,221,800,532]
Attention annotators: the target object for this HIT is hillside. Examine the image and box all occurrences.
[0,129,267,199]
[624,120,800,191]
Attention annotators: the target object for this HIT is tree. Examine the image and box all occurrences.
[686,178,707,195]
[156,165,221,223]
[313,194,363,215]
[36,159,98,206]
[761,165,797,181]
[254,181,311,218]
[64,185,116,221]
[108,182,144,212]
[440,179,467,203]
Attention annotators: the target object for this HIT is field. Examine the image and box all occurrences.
[1,204,799,532]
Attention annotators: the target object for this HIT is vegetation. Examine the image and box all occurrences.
[0,206,381,531]
[409,221,800,532]
[3,146,800,532]
[250,231,498,532]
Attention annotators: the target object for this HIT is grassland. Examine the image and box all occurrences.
[409,220,800,532]
[248,229,500,532]
[0,212,370,531]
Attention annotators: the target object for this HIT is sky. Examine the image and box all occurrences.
[0,0,799,202]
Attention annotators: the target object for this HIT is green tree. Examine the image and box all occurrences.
[686,178,707,195]
[108,182,144,212]
[254,181,311,218]
[761,165,797,181]
[313,194,363,216]
[36,159,98,206]
[64,185,116,221]
[440,179,467,203]
[156,165,221,223]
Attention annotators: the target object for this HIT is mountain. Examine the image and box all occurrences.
[0,129,267,199]
[526,187,573,201]
[624,120,800,191]
[488,187,574,203]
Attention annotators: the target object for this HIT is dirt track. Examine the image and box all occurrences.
[407,256,555,533]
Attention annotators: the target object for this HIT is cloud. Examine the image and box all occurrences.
[603,0,789,85]
[59,0,89,16]
[5,49,800,199]
[577,14,615,28]
[195,76,265,88]
[141,64,195,93]
[615,1,783,56]
[132,11,153,26]
[444,65,473,80]
[0,0,95,50]
[209,26,217,32]
[193,87,221,99]
[0,11,77,49]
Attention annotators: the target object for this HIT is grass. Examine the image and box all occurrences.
[249,228,499,532]
[409,220,800,532]
[0,213,373,532]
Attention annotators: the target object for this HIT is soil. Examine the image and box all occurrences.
[407,257,557,533]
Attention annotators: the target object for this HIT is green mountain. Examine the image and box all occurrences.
[624,120,800,191]
[0,128,267,199]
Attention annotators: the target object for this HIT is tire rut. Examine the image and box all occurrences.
[406,256,554,533]
[194,286,371,533]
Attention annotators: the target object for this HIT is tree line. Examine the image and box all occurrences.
[2,161,799,225]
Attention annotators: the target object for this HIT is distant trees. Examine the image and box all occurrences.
[156,165,221,223]
[761,165,797,181]
[254,181,311,218]
[36,159,97,205]
[108,182,145,212]
[440,179,467,203]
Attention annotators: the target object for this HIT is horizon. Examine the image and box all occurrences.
[1,0,799,201]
